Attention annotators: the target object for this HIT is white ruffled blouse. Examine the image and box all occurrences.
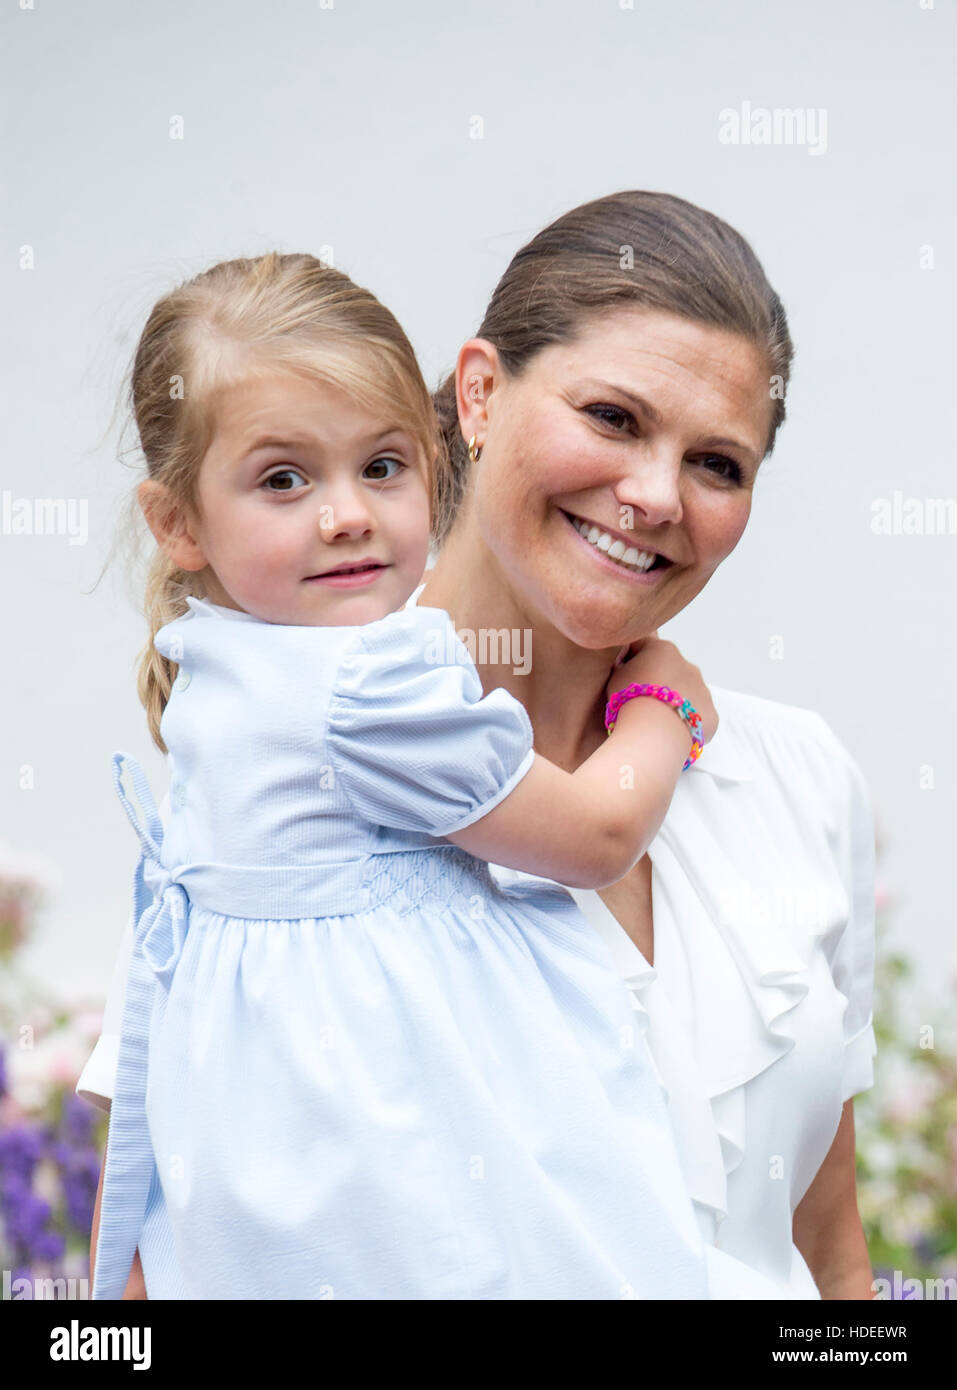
[78,585,876,1299]
[491,685,877,1297]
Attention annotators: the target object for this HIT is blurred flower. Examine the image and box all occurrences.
[0,853,107,1295]
[855,868,957,1288]
[884,1071,937,1125]
[0,842,60,960]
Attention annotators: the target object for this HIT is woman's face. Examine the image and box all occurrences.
[465,307,775,648]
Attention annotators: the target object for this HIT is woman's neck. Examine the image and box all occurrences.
[420,535,629,773]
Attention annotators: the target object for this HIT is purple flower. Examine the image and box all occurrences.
[60,1093,94,1146]
[60,1149,100,1233]
[0,1045,7,1100]
[31,1227,66,1262]
[910,1232,937,1266]
[0,1123,45,1180]
[3,1188,51,1251]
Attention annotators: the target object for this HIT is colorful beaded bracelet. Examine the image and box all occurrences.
[605,682,704,772]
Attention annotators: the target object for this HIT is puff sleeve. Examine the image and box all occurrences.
[813,717,878,1101]
[325,606,536,839]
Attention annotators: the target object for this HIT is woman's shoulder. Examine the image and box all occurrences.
[706,684,870,809]
[710,684,846,748]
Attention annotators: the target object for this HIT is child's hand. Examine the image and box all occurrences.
[605,635,718,744]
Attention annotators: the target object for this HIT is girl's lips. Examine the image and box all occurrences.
[305,564,389,589]
[560,510,674,585]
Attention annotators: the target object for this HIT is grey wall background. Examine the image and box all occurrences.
[2,0,954,1011]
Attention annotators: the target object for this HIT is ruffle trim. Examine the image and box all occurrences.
[570,834,857,1248]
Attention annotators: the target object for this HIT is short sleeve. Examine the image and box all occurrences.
[811,719,878,1101]
[325,606,536,838]
[74,905,131,1112]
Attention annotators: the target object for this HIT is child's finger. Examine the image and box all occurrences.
[616,632,659,664]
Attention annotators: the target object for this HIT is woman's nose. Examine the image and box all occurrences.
[614,452,684,528]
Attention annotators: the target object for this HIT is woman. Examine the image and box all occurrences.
[80,190,876,1299]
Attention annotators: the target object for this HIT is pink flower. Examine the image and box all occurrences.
[49,1051,80,1085]
[0,1092,26,1126]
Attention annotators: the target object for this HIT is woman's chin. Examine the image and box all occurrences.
[545,597,652,655]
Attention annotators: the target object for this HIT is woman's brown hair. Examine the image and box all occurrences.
[432,190,792,546]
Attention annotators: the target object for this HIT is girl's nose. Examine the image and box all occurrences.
[320,485,375,540]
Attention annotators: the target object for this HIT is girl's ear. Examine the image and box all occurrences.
[138,479,207,572]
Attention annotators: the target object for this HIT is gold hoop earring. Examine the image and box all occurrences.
[467,435,482,464]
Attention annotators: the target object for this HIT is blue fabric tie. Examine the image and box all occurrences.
[91,752,190,1300]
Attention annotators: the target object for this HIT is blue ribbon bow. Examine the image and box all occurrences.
[91,751,192,1299]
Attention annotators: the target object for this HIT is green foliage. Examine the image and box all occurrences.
[855,891,957,1285]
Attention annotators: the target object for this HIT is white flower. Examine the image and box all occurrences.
[0,842,62,900]
[6,1031,87,1111]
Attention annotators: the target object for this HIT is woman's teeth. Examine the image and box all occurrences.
[567,514,659,572]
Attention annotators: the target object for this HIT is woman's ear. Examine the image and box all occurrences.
[138,479,208,572]
[454,339,498,447]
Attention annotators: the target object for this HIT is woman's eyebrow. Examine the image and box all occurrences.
[578,377,664,425]
[579,377,758,464]
[697,434,759,465]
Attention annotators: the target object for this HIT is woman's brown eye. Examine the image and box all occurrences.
[587,404,632,430]
[698,455,743,484]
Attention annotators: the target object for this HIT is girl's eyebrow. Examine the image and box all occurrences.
[243,433,316,458]
[243,427,406,458]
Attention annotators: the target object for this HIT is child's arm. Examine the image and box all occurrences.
[445,698,689,888]
[445,637,716,889]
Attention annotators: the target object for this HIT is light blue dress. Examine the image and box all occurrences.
[92,595,711,1300]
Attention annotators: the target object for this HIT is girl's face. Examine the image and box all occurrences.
[460,307,775,648]
[160,371,433,626]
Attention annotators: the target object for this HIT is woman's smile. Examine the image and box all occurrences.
[559,507,676,584]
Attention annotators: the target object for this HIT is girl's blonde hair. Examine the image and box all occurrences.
[120,251,448,753]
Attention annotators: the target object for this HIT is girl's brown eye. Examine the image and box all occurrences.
[363,456,407,481]
[262,469,307,491]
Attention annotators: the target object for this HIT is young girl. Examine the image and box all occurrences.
[92,251,724,1301]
